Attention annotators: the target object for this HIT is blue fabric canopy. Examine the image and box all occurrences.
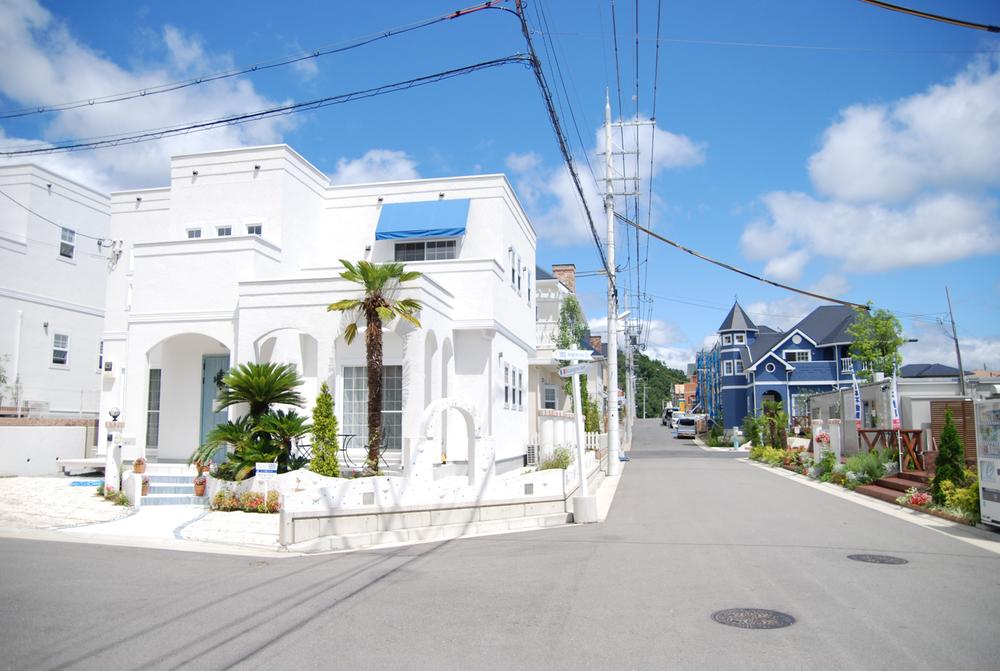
[375,199,469,240]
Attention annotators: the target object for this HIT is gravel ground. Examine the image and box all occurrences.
[0,475,132,529]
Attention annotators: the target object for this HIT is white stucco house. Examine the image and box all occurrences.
[97,144,536,473]
[0,164,110,417]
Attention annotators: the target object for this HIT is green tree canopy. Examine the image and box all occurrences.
[848,303,904,380]
[618,350,688,418]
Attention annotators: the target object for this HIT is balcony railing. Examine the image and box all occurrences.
[536,321,559,349]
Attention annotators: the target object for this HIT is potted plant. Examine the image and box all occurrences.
[193,474,207,497]
[132,457,147,474]
[194,459,209,476]
[141,475,150,497]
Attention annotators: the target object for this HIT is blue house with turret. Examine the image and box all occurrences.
[697,301,860,430]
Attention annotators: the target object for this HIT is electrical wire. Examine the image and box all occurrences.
[641,0,663,345]
[858,0,999,33]
[0,55,531,157]
[0,189,107,241]
[0,0,510,120]
[615,211,870,311]
[513,2,613,284]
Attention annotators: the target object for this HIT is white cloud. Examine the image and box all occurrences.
[507,117,705,245]
[904,321,1000,371]
[810,56,1000,203]
[742,56,1000,276]
[328,149,420,185]
[746,191,999,273]
[0,0,296,192]
[587,316,696,370]
[743,274,851,332]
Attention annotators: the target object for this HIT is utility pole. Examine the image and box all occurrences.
[605,91,621,475]
[642,378,647,419]
[945,285,967,396]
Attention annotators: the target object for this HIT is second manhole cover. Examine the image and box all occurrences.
[711,608,795,630]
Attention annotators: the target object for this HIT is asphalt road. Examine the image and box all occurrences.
[2,419,999,670]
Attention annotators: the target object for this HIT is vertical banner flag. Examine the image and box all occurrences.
[890,365,901,431]
[852,370,862,431]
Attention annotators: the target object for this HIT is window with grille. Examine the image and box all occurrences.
[247,224,262,236]
[735,360,744,374]
[187,228,201,239]
[543,385,557,410]
[217,226,231,236]
[394,240,456,261]
[504,363,510,407]
[59,228,75,259]
[342,366,403,450]
[723,360,734,376]
[146,369,161,448]
[783,350,811,362]
[51,332,70,366]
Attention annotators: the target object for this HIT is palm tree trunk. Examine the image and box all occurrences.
[365,310,383,472]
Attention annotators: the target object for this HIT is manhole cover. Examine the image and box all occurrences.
[847,554,908,565]
[711,608,795,629]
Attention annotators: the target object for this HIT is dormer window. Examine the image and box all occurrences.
[734,333,746,345]
[722,334,733,346]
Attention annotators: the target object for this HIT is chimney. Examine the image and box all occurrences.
[551,263,576,294]
[589,335,603,354]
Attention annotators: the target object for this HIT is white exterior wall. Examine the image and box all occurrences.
[98,145,536,464]
[0,165,110,416]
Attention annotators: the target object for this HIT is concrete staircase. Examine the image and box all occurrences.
[140,463,208,506]
[855,470,930,504]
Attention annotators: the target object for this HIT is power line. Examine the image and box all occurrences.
[0,0,509,120]
[0,55,531,157]
[859,0,999,33]
[615,211,870,310]
[513,1,613,283]
[0,189,107,241]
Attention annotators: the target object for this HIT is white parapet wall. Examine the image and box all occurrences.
[0,426,87,475]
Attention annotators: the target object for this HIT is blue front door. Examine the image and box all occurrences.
[200,355,230,447]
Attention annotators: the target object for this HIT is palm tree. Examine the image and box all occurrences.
[328,259,421,472]
[215,362,304,418]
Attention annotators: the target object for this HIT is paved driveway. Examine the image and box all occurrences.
[2,420,998,670]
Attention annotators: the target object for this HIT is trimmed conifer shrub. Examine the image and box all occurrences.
[309,383,341,478]
[931,408,964,504]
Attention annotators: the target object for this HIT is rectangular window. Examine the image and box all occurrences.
[59,228,75,259]
[723,360,734,376]
[527,272,532,303]
[393,240,456,262]
[510,249,516,287]
[517,370,523,409]
[394,242,424,262]
[52,332,70,366]
[734,333,746,345]
[784,350,811,362]
[425,239,456,260]
[516,255,522,295]
[342,365,404,451]
[217,226,231,237]
[146,369,161,448]
[722,334,733,346]
[247,224,262,236]
[97,340,104,371]
[504,363,510,407]
[187,228,201,239]
[543,385,557,410]
[735,360,744,374]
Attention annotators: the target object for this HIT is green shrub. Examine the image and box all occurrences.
[932,409,965,504]
[828,470,848,486]
[584,399,601,433]
[538,447,573,471]
[940,469,980,523]
[815,450,837,476]
[750,446,787,466]
[844,451,886,485]
[212,489,281,513]
[309,382,341,478]
[742,415,761,447]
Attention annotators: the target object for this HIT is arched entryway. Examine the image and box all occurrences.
[762,390,783,406]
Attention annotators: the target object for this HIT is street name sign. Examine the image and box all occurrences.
[559,363,590,378]
[553,349,593,361]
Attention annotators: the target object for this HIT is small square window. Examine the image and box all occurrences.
[52,332,70,366]
[247,224,262,236]
[734,333,746,345]
[722,334,733,346]
[59,228,75,259]
[723,360,734,376]
[187,228,201,239]
[735,360,744,374]
[217,226,231,237]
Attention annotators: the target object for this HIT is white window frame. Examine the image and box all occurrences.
[246,224,262,236]
[783,349,811,362]
[504,363,510,408]
[517,369,523,410]
[51,331,70,368]
[543,384,557,410]
[509,249,517,288]
[186,228,202,239]
[723,360,734,376]
[393,239,457,262]
[527,271,532,304]
[735,360,744,374]
[722,334,733,346]
[734,333,746,345]
[217,226,232,237]
[59,227,75,260]
[516,255,522,295]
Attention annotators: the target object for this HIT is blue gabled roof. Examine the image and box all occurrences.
[374,199,470,240]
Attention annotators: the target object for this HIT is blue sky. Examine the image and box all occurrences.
[1,0,998,369]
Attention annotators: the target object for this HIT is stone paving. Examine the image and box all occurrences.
[0,475,131,529]
[180,510,281,549]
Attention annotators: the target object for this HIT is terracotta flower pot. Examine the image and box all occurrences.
[194,482,206,497]
[141,482,150,496]
[133,462,146,474]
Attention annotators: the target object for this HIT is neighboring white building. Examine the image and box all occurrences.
[0,164,110,417]
[98,144,536,473]
[528,263,605,459]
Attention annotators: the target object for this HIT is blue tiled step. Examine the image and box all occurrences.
[148,484,194,495]
[141,494,209,506]
[143,475,196,484]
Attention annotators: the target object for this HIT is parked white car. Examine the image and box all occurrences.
[675,417,697,438]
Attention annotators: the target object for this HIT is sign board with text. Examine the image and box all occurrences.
[554,349,593,361]
[255,462,278,481]
[559,363,589,378]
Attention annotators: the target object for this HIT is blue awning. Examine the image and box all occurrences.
[375,199,469,240]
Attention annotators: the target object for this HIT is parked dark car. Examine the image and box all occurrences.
[661,408,673,426]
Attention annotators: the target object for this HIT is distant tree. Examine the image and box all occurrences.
[309,383,341,478]
[931,409,965,504]
[848,302,904,381]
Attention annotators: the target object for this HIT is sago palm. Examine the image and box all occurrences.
[328,259,421,472]
[215,362,304,418]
